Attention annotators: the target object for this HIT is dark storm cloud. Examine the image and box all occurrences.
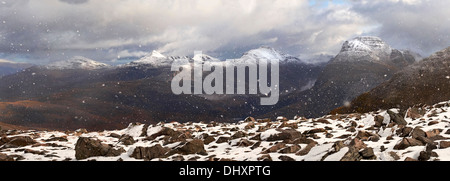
[0,0,448,64]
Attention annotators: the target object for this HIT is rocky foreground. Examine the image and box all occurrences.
[1,101,450,161]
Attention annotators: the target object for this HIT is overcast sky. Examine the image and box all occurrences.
[0,0,449,64]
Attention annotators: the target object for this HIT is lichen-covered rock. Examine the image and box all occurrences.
[168,139,207,156]
[0,153,14,161]
[394,138,424,150]
[131,144,169,160]
[75,137,125,160]
[119,135,136,146]
[340,146,362,161]
[1,136,36,148]
[265,129,304,141]
[387,110,407,125]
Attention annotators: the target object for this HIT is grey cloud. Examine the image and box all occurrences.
[350,0,450,56]
[59,0,89,4]
[0,0,448,64]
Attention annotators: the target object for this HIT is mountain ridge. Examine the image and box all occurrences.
[46,56,111,70]
[262,36,421,118]
[332,46,450,115]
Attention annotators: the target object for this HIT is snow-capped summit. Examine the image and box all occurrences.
[132,50,168,64]
[123,50,176,68]
[228,46,306,65]
[341,36,392,53]
[148,50,166,59]
[46,56,110,70]
[242,46,286,61]
[334,36,393,62]
[192,53,220,63]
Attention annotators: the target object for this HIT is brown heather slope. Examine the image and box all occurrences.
[0,100,123,131]
[0,121,33,130]
[332,46,450,114]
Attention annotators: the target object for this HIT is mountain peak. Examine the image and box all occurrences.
[46,56,110,70]
[149,50,166,59]
[341,36,391,53]
[123,50,177,68]
[242,46,286,61]
[192,53,220,63]
[333,36,394,63]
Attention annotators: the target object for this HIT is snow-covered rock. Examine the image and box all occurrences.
[2,100,449,161]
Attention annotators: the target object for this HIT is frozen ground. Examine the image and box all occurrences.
[1,101,449,161]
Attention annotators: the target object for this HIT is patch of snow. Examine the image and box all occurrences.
[146,126,163,137]
[303,143,333,161]
[123,124,145,138]
[323,147,349,161]
[361,115,375,128]
[260,129,280,141]
[378,127,394,137]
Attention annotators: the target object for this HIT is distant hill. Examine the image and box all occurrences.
[0,59,33,77]
[332,46,450,114]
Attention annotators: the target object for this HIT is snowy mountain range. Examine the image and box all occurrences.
[43,46,315,71]
[1,36,416,73]
[119,46,307,69]
[46,56,111,70]
[1,36,447,138]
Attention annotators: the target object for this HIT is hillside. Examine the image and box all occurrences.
[333,46,450,114]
